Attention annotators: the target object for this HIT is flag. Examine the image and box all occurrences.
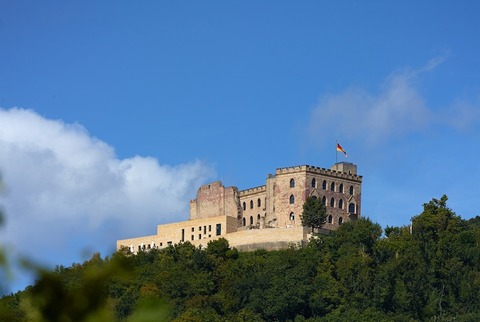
[336,143,347,157]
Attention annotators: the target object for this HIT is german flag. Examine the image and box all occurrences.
[336,143,347,157]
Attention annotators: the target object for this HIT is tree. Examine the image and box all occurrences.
[300,197,327,233]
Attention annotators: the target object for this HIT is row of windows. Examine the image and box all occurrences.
[286,212,343,225]
[133,241,172,252]
[243,198,264,210]
[182,224,222,242]
[327,215,343,225]
[132,222,224,251]
[242,180,356,212]
[191,225,213,233]
[290,178,355,194]
[242,214,262,226]
[290,194,356,213]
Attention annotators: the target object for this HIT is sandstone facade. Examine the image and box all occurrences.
[117,162,362,253]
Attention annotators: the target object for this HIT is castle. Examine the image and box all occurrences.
[117,162,362,253]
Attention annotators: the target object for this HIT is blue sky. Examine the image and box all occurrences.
[1,1,479,292]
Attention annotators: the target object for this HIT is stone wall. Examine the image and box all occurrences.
[189,181,240,220]
[117,215,238,253]
[225,226,309,251]
[117,224,310,254]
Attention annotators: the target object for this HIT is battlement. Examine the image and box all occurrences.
[275,163,362,181]
[239,185,266,197]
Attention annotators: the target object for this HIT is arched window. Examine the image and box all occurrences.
[250,200,254,209]
[290,212,295,221]
[322,196,326,206]
[312,196,317,200]
[328,215,332,224]
[349,185,354,195]
[339,183,344,193]
[250,216,253,225]
[289,195,295,204]
[257,214,261,222]
[322,180,327,189]
[339,199,343,209]
[330,197,335,208]
[338,217,343,225]
[257,198,261,207]
[349,203,355,214]
[242,217,246,226]
[290,178,295,188]
[243,202,246,211]
[311,178,316,188]
[330,182,335,192]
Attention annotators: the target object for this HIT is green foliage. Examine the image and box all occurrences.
[301,196,327,232]
[2,195,480,321]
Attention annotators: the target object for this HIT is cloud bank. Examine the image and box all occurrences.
[307,56,480,147]
[0,108,214,283]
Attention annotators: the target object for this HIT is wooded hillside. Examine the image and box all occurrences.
[1,195,480,321]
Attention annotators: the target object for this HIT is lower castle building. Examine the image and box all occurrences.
[117,162,362,253]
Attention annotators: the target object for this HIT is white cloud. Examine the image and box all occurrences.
[0,108,214,286]
[306,56,480,147]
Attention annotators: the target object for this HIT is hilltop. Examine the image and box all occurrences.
[1,196,480,321]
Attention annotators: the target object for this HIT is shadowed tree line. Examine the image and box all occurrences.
[1,195,480,321]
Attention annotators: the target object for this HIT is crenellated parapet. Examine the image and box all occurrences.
[276,164,362,181]
[239,185,266,197]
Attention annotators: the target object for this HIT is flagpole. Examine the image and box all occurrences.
[335,140,338,170]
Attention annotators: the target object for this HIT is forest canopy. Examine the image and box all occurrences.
[1,195,480,321]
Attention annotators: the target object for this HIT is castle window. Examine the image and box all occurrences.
[339,183,344,193]
[349,185,354,195]
[181,229,185,242]
[209,225,211,232]
[290,178,295,188]
[339,199,343,209]
[330,182,335,192]
[330,197,335,208]
[311,178,316,188]
[257,198,261,207]
[290,212,295,221]
[257,214,261,222]
[250,200,254,209]
[147,244,151,249]
[192,235,194,240]
[250,216,253,226]
[138,245,141,252]
[349,203,355,214]
[191,227,194,232]
[243,202,246,211]
[322,180,327,189]
[204,226,207,234]
[289,194,295,204]
[312,196,317,200]
[242,217,246,226]
[199,234,201,240]
[338,217,343,225]
[322,196,326,206]
[216,224,222,236]
[328,215,332,224]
